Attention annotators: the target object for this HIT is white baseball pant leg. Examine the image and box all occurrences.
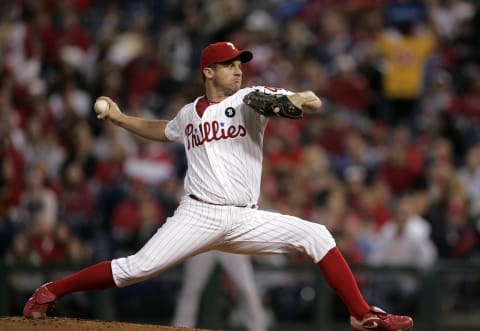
[111,197,232,287]
[216,207,337,262]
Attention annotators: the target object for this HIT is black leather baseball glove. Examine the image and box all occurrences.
[243,91,303,119]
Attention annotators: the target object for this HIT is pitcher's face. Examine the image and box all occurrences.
[211,59,243,96]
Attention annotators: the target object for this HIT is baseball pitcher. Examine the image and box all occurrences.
[24,42,413,331]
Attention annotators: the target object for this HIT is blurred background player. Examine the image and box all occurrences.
[172,251,266,331]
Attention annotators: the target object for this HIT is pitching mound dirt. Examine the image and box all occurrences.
[0,317,214,331]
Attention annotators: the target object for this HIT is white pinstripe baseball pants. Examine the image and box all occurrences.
[111,195,336,287]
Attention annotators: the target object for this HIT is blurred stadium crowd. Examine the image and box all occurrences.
[1,0,480,324]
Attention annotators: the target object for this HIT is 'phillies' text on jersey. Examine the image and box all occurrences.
[185,120,247,150]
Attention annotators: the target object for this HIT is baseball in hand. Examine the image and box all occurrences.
[94,99,109,115]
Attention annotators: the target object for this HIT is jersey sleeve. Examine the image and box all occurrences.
[164,109,184,144]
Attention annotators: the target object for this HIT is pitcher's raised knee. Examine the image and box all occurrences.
[300,223,336,263]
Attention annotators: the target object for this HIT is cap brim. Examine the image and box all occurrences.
[239,50,253,63]
[219,50,253,65]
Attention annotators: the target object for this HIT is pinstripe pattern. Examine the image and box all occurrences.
[112,196,336,287]
[112,196,228,286]
[219,208,336,261]
[164,86,275,205]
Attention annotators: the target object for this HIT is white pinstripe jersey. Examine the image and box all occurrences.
[165,86,292,205]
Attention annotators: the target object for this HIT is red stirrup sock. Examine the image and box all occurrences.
[46,261,116,298]
[317,247,370,320]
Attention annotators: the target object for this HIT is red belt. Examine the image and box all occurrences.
[189,194,257,209]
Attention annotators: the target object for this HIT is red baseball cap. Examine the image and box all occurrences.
[200,42,253,69]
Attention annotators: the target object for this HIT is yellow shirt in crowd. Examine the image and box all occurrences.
[377,28,436,99]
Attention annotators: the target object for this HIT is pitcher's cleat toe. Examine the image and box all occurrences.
[23,283,57,318]
[351,306,413,331]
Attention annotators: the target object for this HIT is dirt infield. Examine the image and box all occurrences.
[0,317,215,331]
